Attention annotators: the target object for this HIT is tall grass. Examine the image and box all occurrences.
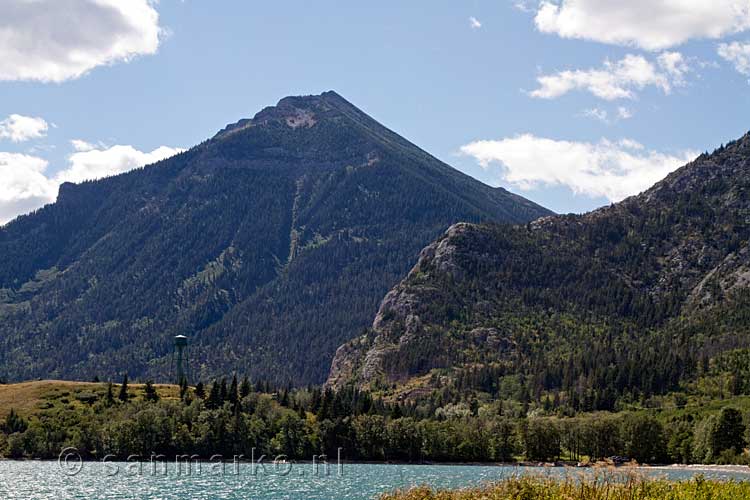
[380,474,750,500]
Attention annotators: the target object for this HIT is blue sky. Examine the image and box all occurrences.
[2,0,750,223]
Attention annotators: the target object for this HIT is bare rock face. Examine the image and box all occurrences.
[686,243,750,310]
[371,287,420,335]
[327,223,481,388]
[413,223,474,282]
[326,335,369,389]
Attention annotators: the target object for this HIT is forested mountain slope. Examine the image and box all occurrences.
[328,132,750,407]
[0,91,551,385]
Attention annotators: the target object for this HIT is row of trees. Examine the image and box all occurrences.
[1,381,748,465]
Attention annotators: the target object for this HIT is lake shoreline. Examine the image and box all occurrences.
[3,460,749,500]
[2,456,749,475]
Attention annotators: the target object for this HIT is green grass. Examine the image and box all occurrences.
[0,380,181,419]
[380,475,750,500]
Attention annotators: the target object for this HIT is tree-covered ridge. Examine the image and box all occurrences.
[0,92,551,386]
[328,132,750,409]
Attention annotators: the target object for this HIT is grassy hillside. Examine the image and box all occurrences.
[0,380,180,419]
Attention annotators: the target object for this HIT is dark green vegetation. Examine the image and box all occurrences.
[329,133,750,416]
[0,91,549,385]
[380,476,750,500]
[2,380,750,465]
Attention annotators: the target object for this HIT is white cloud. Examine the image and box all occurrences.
[0,0,163,82]
[469,16,482,29]
[0,153,56,224]
[718,41,750,75]
[513,0,535,13]
[617,106,633,120]
[530,53,688,100]
[0,114,49,142]
[657,51,690,85]
[617,138,644,150]
[0,143,182,225]
[583,106,634,124]
[70,139,96,152]
[461,134,697,202]
[534,0,750,51]
[583,108,609,123]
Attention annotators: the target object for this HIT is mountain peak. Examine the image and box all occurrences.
[208,90,447,166]
[214,91,354,139]
[274,90,347,108]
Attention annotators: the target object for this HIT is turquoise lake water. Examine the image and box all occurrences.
[1,461,749,499]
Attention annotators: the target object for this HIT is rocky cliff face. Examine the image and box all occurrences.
[328,132,750,396]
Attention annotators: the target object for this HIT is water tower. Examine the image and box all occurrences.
[172,335,190,385]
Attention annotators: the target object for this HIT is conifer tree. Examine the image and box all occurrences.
[310,388,322,414]
[240,376,251,399]
[280,388,289,407]
[105,382,115,406]
[3,409,27,434]
[179,378,188,401]
[194,381,206,399]
[318,389,334,420]
[207,381,222,409]
[219,378,228,401]
[118,374,129,402]
[143,380,159,402]
[229,374,239,405]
